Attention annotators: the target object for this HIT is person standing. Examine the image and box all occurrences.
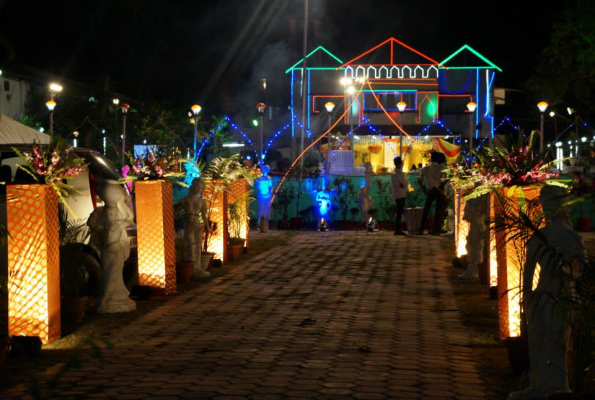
[417,151,446,235]
[390,156,407,235]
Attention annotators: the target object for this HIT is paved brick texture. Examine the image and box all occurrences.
[2,231,486,399]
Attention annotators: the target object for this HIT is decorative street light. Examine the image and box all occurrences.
[397,101,407,158]
[466,101,477,153]
[537,101,548,152]
[191,104,202,157]
[324,102,335,181]
[113,98,120,135]
[47,83,63,141]
[121,103,130,166]
[72,131,79,148]
[256,102,266,165]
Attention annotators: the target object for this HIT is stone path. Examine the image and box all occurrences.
[2,231,486,399]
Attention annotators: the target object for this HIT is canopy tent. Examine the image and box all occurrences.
[0,113,50,144]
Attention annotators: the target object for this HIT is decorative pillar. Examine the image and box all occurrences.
[7,185,61,343]
[135,180,177,295]
[203,178,227,263]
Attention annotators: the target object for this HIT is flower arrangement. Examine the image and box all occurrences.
[453,131,559,200]
[13,140,87,211]
[368,145,382,154]
[129,150,184,180]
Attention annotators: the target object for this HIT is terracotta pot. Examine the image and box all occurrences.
[176,262,193,284]
[201,252,215,271]
[0,336,8,367]
[577,217,591,232]
[61,296,88,324]
[505,336,529,376]
[228,244,243,262]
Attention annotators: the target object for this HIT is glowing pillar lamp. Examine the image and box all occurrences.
[135,180,177,295]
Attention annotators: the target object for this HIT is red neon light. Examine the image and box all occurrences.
[337,38,445,69]
[390,40,394,65]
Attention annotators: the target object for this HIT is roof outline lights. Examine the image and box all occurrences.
[337,37,445,69]
[285,46,343,74]
[439,44,502,72]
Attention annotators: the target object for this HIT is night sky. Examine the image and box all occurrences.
[0,0,565,112]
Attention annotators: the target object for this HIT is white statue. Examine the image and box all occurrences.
[177,178,210,278]
[358,162,375,222]
[508,185,587,400]
[88,180,136,313]
[459,196,486,280]
[255,165,273,232]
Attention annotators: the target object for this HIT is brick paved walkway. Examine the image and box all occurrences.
[2,231,486,400]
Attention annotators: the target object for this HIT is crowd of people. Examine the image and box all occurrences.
[390,151,449,236]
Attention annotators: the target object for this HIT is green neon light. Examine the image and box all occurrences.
[285,46,343,74]
[439,44,502,72]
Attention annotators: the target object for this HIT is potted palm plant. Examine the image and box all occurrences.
[202,155,254,263]
[227,192,254,262]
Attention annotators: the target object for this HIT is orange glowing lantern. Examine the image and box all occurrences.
[494,185,543,340]
[454,185,471,258]
[135,180,177,294]
[203,178,227,262]
[487,193,498,288]
[7,185,61,343]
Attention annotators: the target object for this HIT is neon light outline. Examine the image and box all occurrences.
[439,44,502,72]
[291,70,295,137]
[337,37,445,69]
[285,45,344,73]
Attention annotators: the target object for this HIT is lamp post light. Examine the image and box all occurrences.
[113,98,120,134]
[120,103,130,166]
[45,100,56,140]
[73,131,79,148]
[537,101,548,152]
[324,101,335,181]
[397,101,407,158]
[466,102,477,154]
[191,104,202,157]
[257,102,266,165]
[47,83,62,141]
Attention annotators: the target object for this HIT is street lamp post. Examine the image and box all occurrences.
[397,101,407,158]
[47,83,63,141]
[121,103,130,166]
[324,102,335,182]
[113,98,120,135]
[257,103,266,165]
[466,102,477,154]
[191,104,202,158]
[537,101,548,152]
[73,131,79,148]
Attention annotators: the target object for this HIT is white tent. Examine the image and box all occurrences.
[0,113,50,144]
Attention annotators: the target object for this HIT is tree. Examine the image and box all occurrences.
[527,0,595,117]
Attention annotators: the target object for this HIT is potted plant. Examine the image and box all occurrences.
[202,154,253,263]
[227,192,254,262]
[273,185,294,230]
[9,140,87,343]
[129,149,186,295]
[58,205,93,325]
[174,237,193,284]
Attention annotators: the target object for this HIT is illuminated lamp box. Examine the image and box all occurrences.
[203,178,227,263]
[454,185,471,259]
[494,185,542,340]
[135,180,177,295]
[7,184,61,344]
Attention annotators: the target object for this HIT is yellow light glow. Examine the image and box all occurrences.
[45,100,56,111]
[324,102,336,113]
[537,101,549,113]
[397,101,407,113]
[135,181,177,294]
[7,185,61,344]
[466,102,477,112]
[191,104,202,115]
[49,83,63,92]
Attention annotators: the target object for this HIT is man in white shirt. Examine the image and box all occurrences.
[390,156,407,235]
[417,151,446,235]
